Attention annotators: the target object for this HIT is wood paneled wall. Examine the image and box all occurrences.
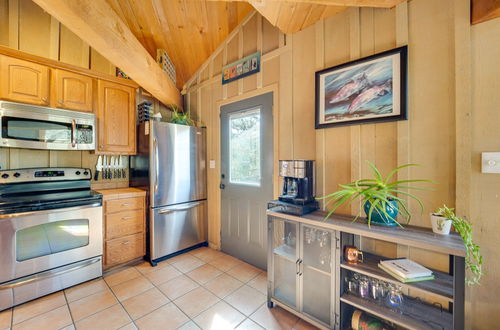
[0,0,127,189]
[185,1,500,326]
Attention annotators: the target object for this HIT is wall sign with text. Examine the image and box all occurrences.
[222,52,261,85]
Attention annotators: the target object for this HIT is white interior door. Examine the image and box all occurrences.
[220,92,273,270]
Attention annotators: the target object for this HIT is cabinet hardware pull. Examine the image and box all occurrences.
[121,203,131,206]
[121,216,132,220]
[121,241,130,245]
[42,97,48,102]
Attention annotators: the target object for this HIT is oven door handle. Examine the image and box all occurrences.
[71,119,77,148]
[0,257,101,290]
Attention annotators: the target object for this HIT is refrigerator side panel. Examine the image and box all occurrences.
[151,122,206,207]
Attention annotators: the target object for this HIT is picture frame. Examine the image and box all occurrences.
[222,52,261,85]
[315,46,407,129]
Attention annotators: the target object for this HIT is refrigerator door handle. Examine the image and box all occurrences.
[154,137,159,192]
[158,201,203,214]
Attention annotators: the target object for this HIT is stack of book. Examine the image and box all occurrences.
[378,258,434,283]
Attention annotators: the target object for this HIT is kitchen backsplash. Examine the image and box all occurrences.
[0,148,129,189]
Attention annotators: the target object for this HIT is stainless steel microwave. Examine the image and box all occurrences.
[0,101,96,150]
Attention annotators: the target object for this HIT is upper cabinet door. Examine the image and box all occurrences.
[0,55,50,105]
[52,69,93,112]
[97,80,136,154]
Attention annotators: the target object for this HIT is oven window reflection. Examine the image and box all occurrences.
[16,219,89,262]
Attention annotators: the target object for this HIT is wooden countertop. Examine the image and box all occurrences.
[267,210,466,257]
[96,187,146,200]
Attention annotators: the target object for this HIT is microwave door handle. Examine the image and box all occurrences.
[71,119,76,148]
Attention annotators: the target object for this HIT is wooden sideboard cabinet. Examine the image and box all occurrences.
[97,80,136,154]
[267,210,466,330]
[0,55,50,106]
[51,68,93,112]
[98,188,146,269]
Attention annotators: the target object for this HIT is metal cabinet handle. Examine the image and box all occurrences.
[121,203,131,206]
[0,257,100,290]
[296,259,302,274]
[158,201,203,214]
[121,216,132,220]
[121,241,130,245]
[41,97,48,103]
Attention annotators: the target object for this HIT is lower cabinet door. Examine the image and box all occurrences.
[151,200,207,260]
[301,224,333,326]
[105,233,144,267]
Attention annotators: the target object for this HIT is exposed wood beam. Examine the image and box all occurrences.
[471,0,500,24]
[208,0,406,8]
[32,0,182,107]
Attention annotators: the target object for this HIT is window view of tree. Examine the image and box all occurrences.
[229,109,261,185]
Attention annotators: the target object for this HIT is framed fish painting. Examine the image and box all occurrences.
[315,46,407,129]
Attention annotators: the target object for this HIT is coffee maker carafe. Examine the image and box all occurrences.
[278,160,316,205]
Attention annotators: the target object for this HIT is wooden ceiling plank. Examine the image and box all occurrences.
[32,0,181,106]
[471,0,500,24]
[209,0,405,9]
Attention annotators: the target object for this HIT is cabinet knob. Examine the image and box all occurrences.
[42,97,48,103]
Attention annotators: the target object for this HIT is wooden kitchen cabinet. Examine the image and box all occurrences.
[98,188,146,269]
[51,69,93,112]
[0,55,50,105]
[97,79,136,154]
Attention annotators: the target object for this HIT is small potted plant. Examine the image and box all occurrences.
[167,104,195,126]
[430,207,453,235]
[432,205,484,285]
[318,161,431,227]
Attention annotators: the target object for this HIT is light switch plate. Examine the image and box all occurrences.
[209,160,216,169]
[481,152,500,173]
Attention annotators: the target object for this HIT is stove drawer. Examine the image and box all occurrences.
[105,209,145,240]
[105,197,144,214]
[105,233,145,267]
[0,256,102,311]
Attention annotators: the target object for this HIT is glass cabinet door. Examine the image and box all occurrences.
[272,218,298,308]
[301,224,333,325]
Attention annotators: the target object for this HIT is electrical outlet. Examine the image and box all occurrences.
[481,152,500,173]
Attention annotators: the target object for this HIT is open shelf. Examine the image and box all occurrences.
[340,252,454,302]
[273,244,296,261]
[340,293,453,330]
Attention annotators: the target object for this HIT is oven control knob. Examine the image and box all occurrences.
[83,171,89,176]
[75,171,81,175]
[1,173,9,179]
[13,172,21,178]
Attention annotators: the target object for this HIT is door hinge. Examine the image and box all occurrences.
[335,237,340,250]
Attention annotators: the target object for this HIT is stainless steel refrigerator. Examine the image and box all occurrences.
[130,121,207,265]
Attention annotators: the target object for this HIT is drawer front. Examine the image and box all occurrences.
[106,209,144,240]
[105,197,143,214]
[105,233,144,267]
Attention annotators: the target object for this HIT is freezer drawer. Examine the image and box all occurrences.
[150,200,207,261]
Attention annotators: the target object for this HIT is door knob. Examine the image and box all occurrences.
[220,183,225,189]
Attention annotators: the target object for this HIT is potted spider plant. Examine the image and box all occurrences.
[166,104,195,126]
[432,205,483,285]
[318,161,431,227]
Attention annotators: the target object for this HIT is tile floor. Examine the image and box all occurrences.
[0,247,319,330]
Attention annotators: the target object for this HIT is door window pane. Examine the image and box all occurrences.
[229,108,261,185]
[16,219,89,261]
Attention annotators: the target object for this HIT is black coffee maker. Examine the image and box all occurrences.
[268,160,319,215]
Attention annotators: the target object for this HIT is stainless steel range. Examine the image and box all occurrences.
[0,167,103,311]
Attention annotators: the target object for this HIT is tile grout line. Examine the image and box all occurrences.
[61,290,76,329]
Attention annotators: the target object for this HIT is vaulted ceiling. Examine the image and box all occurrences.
[33,0,408,107]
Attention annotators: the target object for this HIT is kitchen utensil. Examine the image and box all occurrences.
[117,156,121,178]
[110,156,115,178]
[103,155,108,179]
[94,155,102,181]
[113,156,118,178]
[122,156,126,178]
